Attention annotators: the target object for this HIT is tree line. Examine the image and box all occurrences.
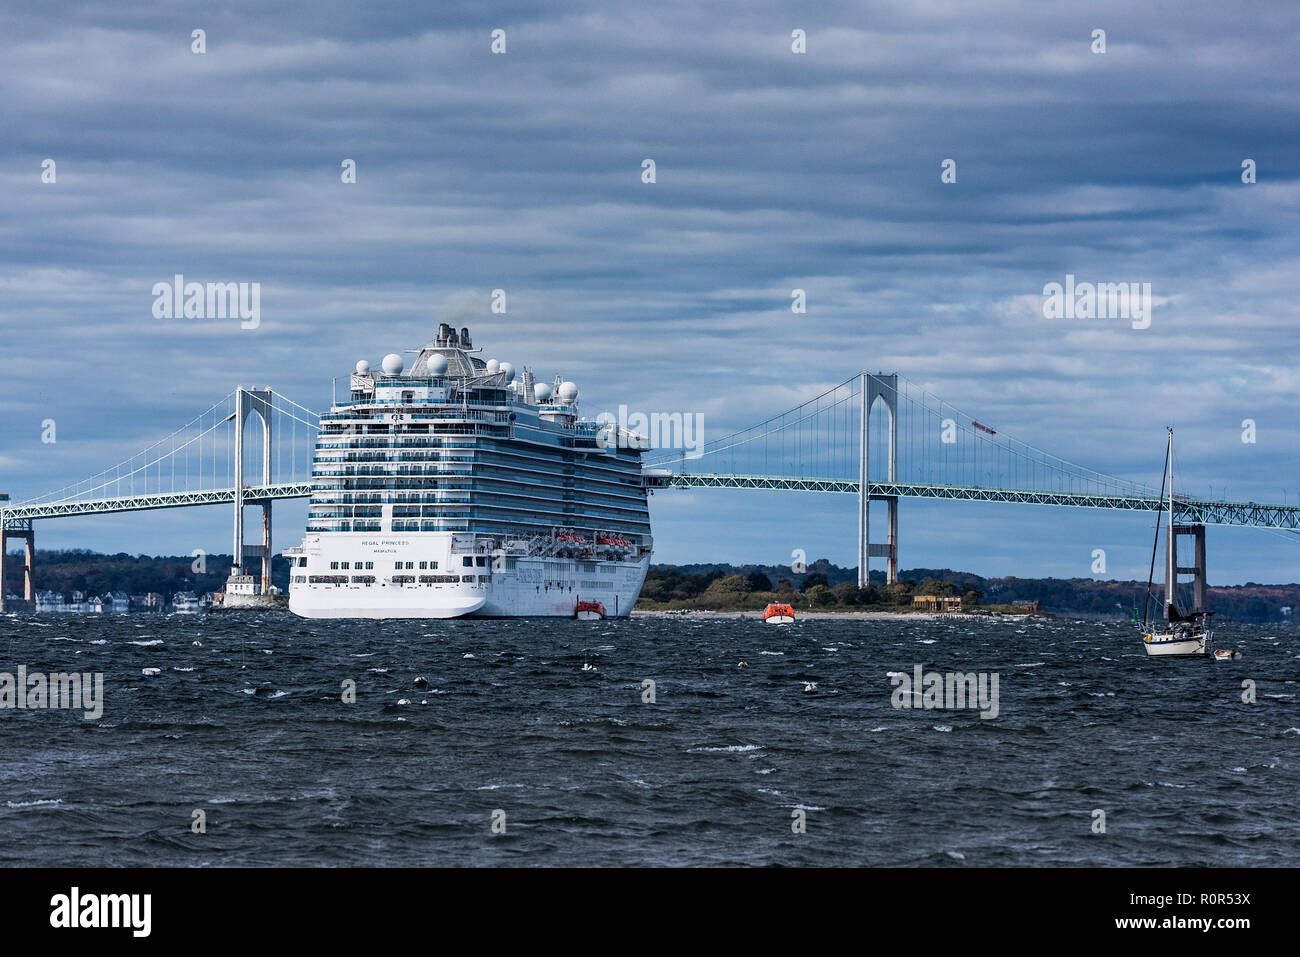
[635,560,1300,621]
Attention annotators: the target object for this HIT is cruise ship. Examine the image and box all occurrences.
[284,324,653,618]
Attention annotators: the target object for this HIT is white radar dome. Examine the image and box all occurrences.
[382,353,404,375]
[534,383,553,402]
[485,359,500,374]
[425,354,449,376]
[499,362,515,383]
[558,381,579,404]
[355,360,370,374]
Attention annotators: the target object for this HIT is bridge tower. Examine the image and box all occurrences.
[0,517,35,612]
[232,388,274,594]
[1169,524,1208,614]
[858,373,899,587]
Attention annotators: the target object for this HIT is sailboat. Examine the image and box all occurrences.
[1139,429,1212,658]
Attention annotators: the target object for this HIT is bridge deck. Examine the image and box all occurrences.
[643,473,1300,529]
[4,476,1298,530]
[0,484,312,522]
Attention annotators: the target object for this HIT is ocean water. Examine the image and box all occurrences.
[0,612,1295,867]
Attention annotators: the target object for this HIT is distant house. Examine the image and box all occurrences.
[1012,600,1042,614]
[85,595,103,613]
[913,594,963,612]
[226,574,259,596]
[171,591,200,612]
[35,590,65,612]
[107,591,130,612]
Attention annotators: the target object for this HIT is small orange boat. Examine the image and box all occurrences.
[762,603,795,624]
[575,600,606,620]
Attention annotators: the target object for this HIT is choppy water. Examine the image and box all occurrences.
[0,612,1295,866]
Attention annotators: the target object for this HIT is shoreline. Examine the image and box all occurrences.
[630,608,1018,621]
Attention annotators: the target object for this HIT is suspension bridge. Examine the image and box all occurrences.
[2,372,1297,610]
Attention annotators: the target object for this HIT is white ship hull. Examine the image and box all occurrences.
[288,532,649,619]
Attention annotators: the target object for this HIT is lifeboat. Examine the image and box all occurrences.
[762,603,795,624]
[575,600,606,620]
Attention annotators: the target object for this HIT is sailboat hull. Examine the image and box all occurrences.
[1142,633,1209,657]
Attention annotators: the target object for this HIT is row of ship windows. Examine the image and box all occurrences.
[296,576,596,593]
[311,556,495,571]
[305,523,649,536]
[312,468,640,482]
[304,522,648,535]
[297,575,491,585]
[309,502,646,518]
[314,446,634,468]
[309,500,639,518]
[323,411,509,424]
[322,560,443,570]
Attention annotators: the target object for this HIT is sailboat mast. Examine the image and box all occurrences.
[1142,432,1170,629]
[1166,428,1175,621]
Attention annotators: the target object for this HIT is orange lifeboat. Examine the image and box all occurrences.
[762,603,795,624]
[575,600,606,620]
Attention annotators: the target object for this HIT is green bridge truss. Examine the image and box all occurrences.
[4,475,1298,530]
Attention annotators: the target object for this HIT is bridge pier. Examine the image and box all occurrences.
[1170,523,1207,613]
[232,388,274,594]
[859,373,899,586]
[0,520,35,612]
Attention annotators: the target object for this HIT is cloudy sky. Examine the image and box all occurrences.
[3,1,1299,584]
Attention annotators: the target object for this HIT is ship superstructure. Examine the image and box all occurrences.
[285,324,653,618]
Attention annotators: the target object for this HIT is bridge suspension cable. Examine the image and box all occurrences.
[647,370,1150,499]
[12,390,319,509]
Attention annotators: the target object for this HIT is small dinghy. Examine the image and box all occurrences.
[1213,649,1241,661]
